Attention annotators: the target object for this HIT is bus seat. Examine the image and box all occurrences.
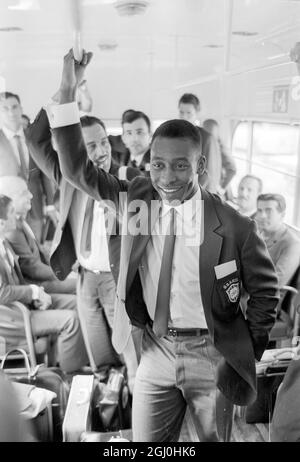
[269,265,300,346]
[0,302,49,368]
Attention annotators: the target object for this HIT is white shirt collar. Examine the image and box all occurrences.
[2,125,24,141]
[130,149,148,166]
[161,188,202,220]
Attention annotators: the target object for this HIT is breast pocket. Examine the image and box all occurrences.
[214,271,241,320]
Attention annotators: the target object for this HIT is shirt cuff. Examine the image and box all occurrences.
[47,102,80,129]
[30,284,40,301]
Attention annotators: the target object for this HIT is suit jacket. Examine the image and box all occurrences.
[52,121,279,407]
[0,129,55,241]
[0,240,35,351]
[0,240,32,306]
[27,109,142,283]
[265,224,300,288]
[5,217,55,283]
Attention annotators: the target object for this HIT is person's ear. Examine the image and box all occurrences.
[197,155,206,176]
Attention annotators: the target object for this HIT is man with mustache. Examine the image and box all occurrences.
[27,109,141,379]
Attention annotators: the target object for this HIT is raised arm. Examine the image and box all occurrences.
[50,50,129,209]
[26,108,62,186]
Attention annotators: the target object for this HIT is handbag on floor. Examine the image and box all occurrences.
[0,348,70,441]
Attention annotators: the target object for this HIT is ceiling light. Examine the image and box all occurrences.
[203,44,224,49]
[0,27,23,32]
[232,31,258,37]
[98,39,118,51]
[8,0,40,10]
[114,0,149,16]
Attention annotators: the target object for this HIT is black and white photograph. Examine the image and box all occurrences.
[0,0,299,446]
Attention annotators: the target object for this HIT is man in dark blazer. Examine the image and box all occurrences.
[27,110,142,378]
[0,92,56,243]
[0,194,87,373]
[47,50,279,441]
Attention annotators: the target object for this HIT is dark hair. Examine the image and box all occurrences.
[0,92,21,104]
[178,93,200,111]
[151,119,202,154]
[240,174,263,194]
[257,193,286,213]
[80,115,106,132]
[22,114,30,123]
[122,110,151,132]
[121,109,136,124]
[0,195,12,220]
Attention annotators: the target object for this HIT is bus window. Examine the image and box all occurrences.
[252,123,299,177]
[231,121,300,226]
[251,122,299,225]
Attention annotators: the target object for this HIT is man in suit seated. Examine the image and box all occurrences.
[0,175,76,294]
[0,92,56,242]
[0,194,87,373]
[27,111,141,377]
[230,174,263,219]
[49,49,279,441]
[256,193,300,289]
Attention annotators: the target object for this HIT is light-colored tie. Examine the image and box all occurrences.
[153,208,176,337]
[14,134,28,180]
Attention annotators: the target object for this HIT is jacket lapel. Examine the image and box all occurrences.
[125,190,161,295]
[200,188,223,332]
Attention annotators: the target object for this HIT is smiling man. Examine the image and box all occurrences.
[27,109,141,377]
[49,50,279,442]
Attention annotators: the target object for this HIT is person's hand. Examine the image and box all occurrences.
[59,49,93,102]
[34,288,52,311]
[290,43,300,63]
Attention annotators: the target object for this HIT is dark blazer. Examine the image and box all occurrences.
[26,109,142,283]
[0,240,32,306]
[52,120,279,407]
[118,148,150,177]
[5,217,55,283]
[0,240,34,350]
[0,129,55,241]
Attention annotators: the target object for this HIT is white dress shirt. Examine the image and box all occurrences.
[69,193,111,272]
[2,126,29,169]
[139,189,207,329]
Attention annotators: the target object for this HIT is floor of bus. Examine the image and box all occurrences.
[179,412,270,442]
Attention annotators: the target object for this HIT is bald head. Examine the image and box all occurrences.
[0,176,32,217]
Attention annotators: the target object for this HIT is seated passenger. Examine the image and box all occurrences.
[235,174,263,219]
[0,175,76,295]
[0,194,88,373]
[256,193,300,288]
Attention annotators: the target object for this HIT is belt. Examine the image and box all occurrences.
[166,327,209,337]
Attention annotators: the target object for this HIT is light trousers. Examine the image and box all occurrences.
[133,325,233,442]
